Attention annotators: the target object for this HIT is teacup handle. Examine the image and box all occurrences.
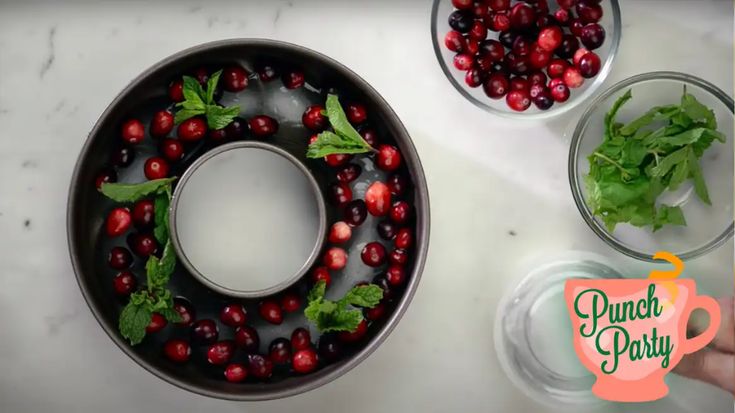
[682,295,722,355]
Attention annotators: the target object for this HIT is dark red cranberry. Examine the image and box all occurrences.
[376,144,401,171]
[220,304,247,327]
[452,0,473,8]
[548,77,565,90]
[224,363,247,382]
[510,2,536,29]
[222,66,249,92]
[150,110,174,138]
[292,349,318,374]
[537,25,562,52]
[325,153,351,167]
[389,248,409,266]
[329,182,353,206]
[234,325,260,352]
[454,53,474,71]
[469,20,487,41]
[361,242,387,267]
[302,105,327,131]
[512,37,532,57]
[131,200,154,229]
[529,43,552,69]
[578,51,601,78]
[191,319,219,344]
[389,201,411,224]
[483,72,510,99]
[318,335,342,362]
[343,200,367,227]
[444,30,466,52]
[547,58,569,78]
[563,67,584,88]
[168,80,184,102]
[574,47,591,66]
[208,128,227,141]
[365,181,391,216]
[248,354,273,379]
[144,157,169,180]
[312,266,332,286]
[576,2,603,23]
[395,228,413,249]
[479,39,505,62]
[160,138,184,162]
[465,38,480,55]
[498,30,517,48]
[448,10,474,33]
[554,8,570,24]
[378,220,397,240]
[338,320,368,343]
[259,300,283,325]
[492,13,511,32]
[193,67,209,85]
[535,0,550,13]
[256,63,277,81]
[177,117,207,142]
[372,275,394,301]
[163,339,191,363]
[127,233,158,257]
[281,292,302,312]
[108,247,132,269]
[387,174,409,196]
[336,163,361,183]
[111,146,135,167]
[249,115,278,137]
[329,221,352,244]
[269,338,292,364]
[489,0,510,11]
[556,34,580,59]
[225,117,246,139]
[113,271,136,296]
[323,247,347,271]
[106,207,132,237]
[359,128,379,147]
[557,0,578,9]
[365,302,386,320]
[282,71,305,89]
[465,67,485,88]
[550,82,571,102]
[506,90,532,112]
[529,83,546,99]
[121,119,145,145]
[536,13,553,28]
[207,340,235,365]
[146,313,167,333]
[507,52,531,76]
[580,23,605,50]
[344,103,367,125]
[386,265,406,286]
[569,18,585,37]
[95,169,117,190]
[291,328,312,351]
[173,297,195,326]
[528,70,548,85]
[510,77,530,92]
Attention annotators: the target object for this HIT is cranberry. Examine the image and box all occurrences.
[318,335,343,362]
[207,340,235,365]
[554,8,570,24]
[177,117,207,142]
[193,68,209,85]
[533,89,554,110]
[256,63,277,81]
[489,0,510,11]
[452,0,473,9]
[344,103,366,124]
[548,77,565,89]
[336,163,361,183]
[343,200,367,226]
[515,38,534,58]
[127,233,158,257]
[529,83,546,99]
[224,363,247,382]
[389,201,411,224]
[249,115,278,137]
[111,146,135,168]
[121,119,145,145]
[338,320,367,343]
[365,181,391,216]
[168,80,184,102]
[325,153,351,167]
[132,200,154,229]
[108,247,132,269]
[365,302,386,320]
[469,20,487,41]
[550,82,571,102]
[376,144,402,171]
[506,53,530,75]
[506,90,532,112]
[578,51,601,78]
[386,265,406,286]
[448,10,474,33]
[483,72,510,99]
[106,208,132,237]
[510,2,536,29]
[259,300,283,325]
[372,276,394,301]
[311,266,332,286]
[269,338,292,364]
[234,325,260,352]
[535,0,550,13]
[95,169,117,190]
[537,26,562,52]
[220,304,247,327]
[474,53,494,73]
[225,117,246,139]
[529,43,552,69]
[323,247,347,270]
[569,18,585,37]
[528,70,548,85]
[377,220,397,240]
[146,313,167,333]
[479,39,505,62]
[302,105,327,131]
[173,297,195,326]
[222,66,249,92]
[291,327,312,351]
[536,14,553,28]
[563,67,584,88]
[464,67,484,88]
[387,174,409,196]
[547,58,569,78]
[580,23,605,50]
[160,138,184,162]
[389,248,409,266]
[191,319,219,343]
[283,70,305,89]
[510,77,530,92]
[329,182,353,206]
[144,157,169,180]
[465,38,480,55]
[113,271,136,296]
[576,1,603,23]
[395,228,413,249]
[452,54,472,71]
[573,47,591,66]
[361,242,387,267]
[492,13,511,32]
[498,30,517,48]
[292,349,319,374]
[444,30,466,52]
[329,221,352,244]
[557,0,578,9]
[248,354,273,379]
[163,339,191,363]
[556,34,580,59]
[281,292,302,312]
[150,110,174,138]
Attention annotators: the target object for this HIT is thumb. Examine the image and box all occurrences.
[674,349,734,394]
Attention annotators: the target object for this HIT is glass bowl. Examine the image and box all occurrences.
[569,72,734,262]
[430,0,621,120]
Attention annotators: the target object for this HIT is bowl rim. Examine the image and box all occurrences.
[66,38,431,400]
[568,71,734,262]
[429,0,622,120]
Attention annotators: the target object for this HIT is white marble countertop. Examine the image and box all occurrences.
[0,1,732,412]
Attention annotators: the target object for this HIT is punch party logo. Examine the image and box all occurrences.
[564,252,721,402]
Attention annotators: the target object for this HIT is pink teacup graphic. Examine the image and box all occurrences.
[565,278,721,402]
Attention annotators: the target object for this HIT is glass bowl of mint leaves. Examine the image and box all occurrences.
[569,71,733,262]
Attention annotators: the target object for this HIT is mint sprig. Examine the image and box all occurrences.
[304,281,383,333]
[306,94,374,158]
[174,70,241,130]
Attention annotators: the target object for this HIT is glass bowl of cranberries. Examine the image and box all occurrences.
[68,39,429,400]
[432,0,621,118]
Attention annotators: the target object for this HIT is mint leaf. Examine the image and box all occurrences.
[340,285,383,308]
[681,90,717,129]
[119,301,152,345]
[158,307,183,323]
[100,178,176,202]
[307,280,327,302]
[605,89,632,139]
[153,193,170,245]
[324,94,365,144]
[307,131,373,158]
[174,108,205,124]
[687,147,711,205]
[618,105,679,137]
[317,308,363,333]
[205,104,240,129]
[146,240,176,289]
[206,70,222,105]
[654,205,686,231]
[649,147,689,178]
[182,75,206,105]
[304,280,381,333]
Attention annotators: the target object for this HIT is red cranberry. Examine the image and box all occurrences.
[193,68,209,85]
[361,242,387,267]
[132,200,154,229]
[225,117,246,139]
[489,0,510,11]
[292,349,319,374]
[325,153,351,167]
[548,77,565,89]
[536,13,553,28]
[207,340,235,365]
[376,145,401,171]
[529,43,552,69]
[378,221,397,240]
[448,10,474,33]
[569,18,585,37]
[173,297,195,326]
[291,327,312,351]
[222,66,249,92]
[563,67,584,88]
[150,110,174,138]
[281,292,302,312]
[537,26,562,52]
[453,54,473,71]
[444,30,466,52]
[510,77,530,92]
[144,157,169,180]
[465,38,480,55]
[365,181,392,216]
[269,338,292,364]
[323,247,347,270]
[108,247,132,269]
[168,80,184,102]
[557,0,578,9]
[248,354,273,379]
[283,71,305,89]
[329,182,353,206]
[336,163,362,183]
[580,23,605,50]
[547,58,569,78]
[346,102,368,126]
[373,275,395,301]
[498,30,518,48]
[475,53,495,72]
[302,105,327,131]
[535,0,550,13]
[452,0,473,9]
[389,248,409,266]
[111,146,135,168]
[395,228,413,249]
[146,313,167,333]
[365,302,386,321]
[479,39,505,62]
[556,34,580,59]
[191,319,219,343]
[220,304,247,327]
[533,89,554,110]
[576,1,603,23]
[389,201,411,224]
[338,320,367,343]
[529,83,546,99]
[256,63,277,81]
[512,37,532,57]
[343,199,367,226]
[208,128,227,141]
[121,119,145,145]
[160,138,184,162]
[578,51,601,78]
[506,90,532,112]
[95,169,117,190]
[492,13,511,32]
[224,363,247,383]
[249,115,278,137]
[311,266,332,286]
[510,2,536,29]
[106,208,132,237]
[127,233,158,257]
[387,174,409,195]
[318,335,343,362]
[386,265,406,286]
[554,8,570,24]
[469,20,487,41]
[573,47,591,66]
[234,325,260,352]
[177,117,207,142]
[506,52,530,75]
[483,72,510,99]
[113,270,136,296]
[465,67,485,88]
[163,339,191,363]
[528,70,548,85]
[550,82,571,102]
[329,221,352,244]
[357,128,377,147]
[259,300,283,325]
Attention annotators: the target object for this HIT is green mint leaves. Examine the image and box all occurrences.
[585,87,724,232]
[174,70,241,130]
[100,177,176,203]
[304,281,383,333]
[306,94,374,158]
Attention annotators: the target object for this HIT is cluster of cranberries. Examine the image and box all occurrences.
[444,0,606,111]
